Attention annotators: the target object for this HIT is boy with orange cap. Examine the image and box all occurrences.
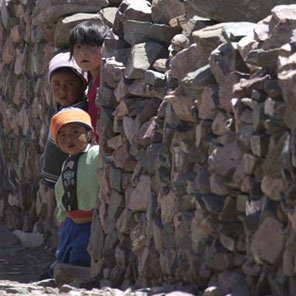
[50,107,100,267]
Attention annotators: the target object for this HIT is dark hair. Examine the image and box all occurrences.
[69,21,110,57]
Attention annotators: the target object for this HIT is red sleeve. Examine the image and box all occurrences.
[87,76,100,143]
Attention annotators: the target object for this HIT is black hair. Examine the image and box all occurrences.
[69,21,110,57]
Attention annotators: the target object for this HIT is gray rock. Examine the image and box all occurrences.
[250,134,270,157]
[1,1,18,30]
[108,190,125,222]
[180,64,216,97]
[170,43,211,81]
[54,13,104,49]
[0,225,20,248]
[218,271,251,296]
[208,140,243,176]
[222,22,255,42]
[126,175,151,212]
[151,0,186,25]
[170,34,189,52]
[54,263,91,286]
[123,20,180,45]
[96,84,118,108]
[198,84,218,120]
[184,0,296,22]
[125,42,168,79]
[250,217,284,265]
[32,0,109,25]
[197,194,224,214]
[145,70,166,88]
[113,0,152,37]
[100,7,118,27]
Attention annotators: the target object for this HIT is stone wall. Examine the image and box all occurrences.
[1,0,296,295]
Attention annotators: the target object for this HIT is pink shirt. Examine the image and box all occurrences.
[87,76,100,142]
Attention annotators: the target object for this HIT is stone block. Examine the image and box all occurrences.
[158,191,179,223]
[113,0,152,37]
[217,270,250,296]
[103,58,125,89]
[151,0,186,25]
[54,13,104,49]
[2,36,15,64]
[13,230,44,248]
[54,263,90,286]
[123,20,179,45]
[209,173,229,196]
[250,216,284,264]
[165,94,195,122]
[208,140,243,176]
[170,44,210,81]
[125,42,168,79]
[173,211,194,249]
[184,0,293,23]
[32,0,109,25]
[250,134,270,157]
[126,175,151,212]
[260,176,284,201]
[198,84,218,120]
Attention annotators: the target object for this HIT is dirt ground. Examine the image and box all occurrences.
[0,224,55,283]
[0,224,201,295]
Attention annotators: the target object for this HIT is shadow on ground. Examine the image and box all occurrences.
[0,224,55,283]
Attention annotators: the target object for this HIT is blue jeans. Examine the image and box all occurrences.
[56,218,91,267]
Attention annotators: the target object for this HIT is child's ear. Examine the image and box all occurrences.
[56,138,61,148]
[87,130,93,142]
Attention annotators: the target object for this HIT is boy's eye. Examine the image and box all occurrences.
[74,44,82,50]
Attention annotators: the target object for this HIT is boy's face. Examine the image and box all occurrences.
[57,123,90,155]
[50,71,86,107]
[73,43,102,77]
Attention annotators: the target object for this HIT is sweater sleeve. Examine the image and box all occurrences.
[41,131,68,188]
[76,145,101,211]
[54,167,67,223]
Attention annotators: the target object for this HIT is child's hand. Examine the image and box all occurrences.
[58,221,64,229]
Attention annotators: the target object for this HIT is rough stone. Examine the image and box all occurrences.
[123,20,179,45]
[184,0,295,23]
[170,43,208,81]
[250,216,284,264]
[208,141,243,176]
[32,0,109,25]
[54,13,104,49]
[125,42,168,79]
[54,263,91,286]
[126,175,151,212]
[151,0,186,25]
[113,0,152,37]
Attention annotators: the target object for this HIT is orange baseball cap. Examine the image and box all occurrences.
[50,107,93,143]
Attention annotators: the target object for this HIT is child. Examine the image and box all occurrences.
[41,51,88,188]
[69,20,110,142]
[50,107,100,267]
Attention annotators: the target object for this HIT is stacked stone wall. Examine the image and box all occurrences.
[1,0,296,295]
